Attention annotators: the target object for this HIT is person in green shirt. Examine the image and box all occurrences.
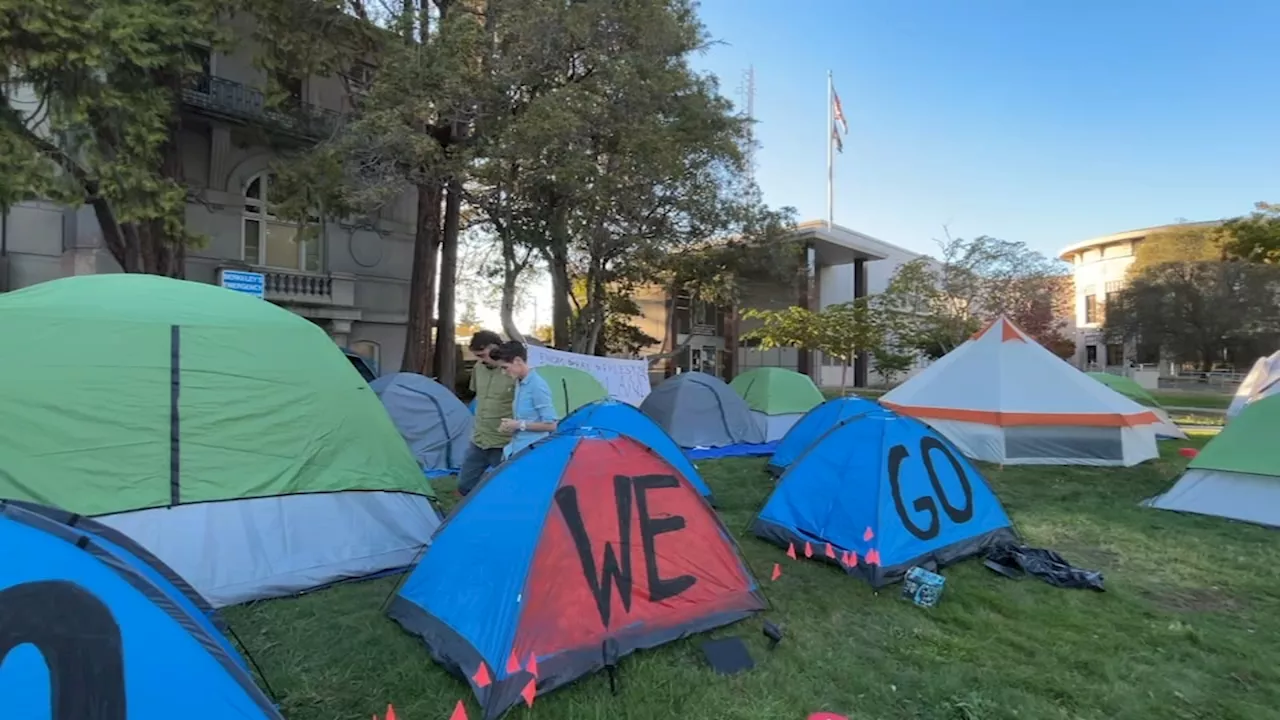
[459,330,515,496]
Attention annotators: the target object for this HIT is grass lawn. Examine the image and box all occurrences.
[1150,390,1232,410]
[226,432,1280,720]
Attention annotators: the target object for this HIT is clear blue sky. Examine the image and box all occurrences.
[692,0,1280,257]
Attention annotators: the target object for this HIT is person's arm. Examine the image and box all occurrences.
[521,380,558,432]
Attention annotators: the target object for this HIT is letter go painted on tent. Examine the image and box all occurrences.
[887,436,975,541]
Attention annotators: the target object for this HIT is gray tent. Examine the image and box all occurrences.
[640,371,766,448]
[370,373,473,471]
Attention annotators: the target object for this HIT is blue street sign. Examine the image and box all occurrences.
[219,269,266,299]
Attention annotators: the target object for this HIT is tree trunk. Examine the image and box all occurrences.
[548,204,572,348]
[499,235,526,342]
[402,181,443,374]
[434,177,462,387]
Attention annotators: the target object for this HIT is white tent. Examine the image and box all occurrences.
[880,317,1161,466]
[1227,351,1280,422]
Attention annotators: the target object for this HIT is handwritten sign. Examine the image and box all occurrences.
[525,345,651,406]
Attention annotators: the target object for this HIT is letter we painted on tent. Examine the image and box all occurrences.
[509,439,755,662]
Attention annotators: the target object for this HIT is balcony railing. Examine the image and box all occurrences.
[182,75,342,140]
[265,268,332,300]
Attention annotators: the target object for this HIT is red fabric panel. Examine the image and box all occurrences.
[512,437,756,661]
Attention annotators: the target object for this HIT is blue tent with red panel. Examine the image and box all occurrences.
[388,428,766,719]
[0,499,281,719]
[558,399,714,501]
[752,413,1016,587]
[767,396,888,477]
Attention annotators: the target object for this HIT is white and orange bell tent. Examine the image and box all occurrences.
[879,317,1161,466]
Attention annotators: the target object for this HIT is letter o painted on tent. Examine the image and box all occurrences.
[919,436,974,524]
[0,580,126,719]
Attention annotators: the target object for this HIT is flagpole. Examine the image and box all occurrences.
[826,70,834,230]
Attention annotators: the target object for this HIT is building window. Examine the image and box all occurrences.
[242,173,321,271]
[1084,295,1098,324]
[1086,345,1098,366]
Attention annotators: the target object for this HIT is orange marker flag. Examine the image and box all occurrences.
[521,678,537,707]
[786,542,797,559]
[863,526,875,542]
[526,653,539,677]
[471,662,492,688]
[448,700,469,720]
[824,543,836,559]
[385,704,397,720]
[771,562,782,581]
[865,548,880,566]
[506,651,522,674]
[804,541,813,558]
[848,551,858,567]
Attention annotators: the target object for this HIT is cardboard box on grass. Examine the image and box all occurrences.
[901,566,945,608]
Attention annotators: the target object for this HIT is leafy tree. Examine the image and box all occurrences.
[260,0,484,379]
[870,347,915,387]
[0,0,240,275]
[1105,221,1280,369]
[1129,223,1224,273]
[816,300,885,392]
[742,299,885,391]
[467,0,787,355]
[877,235,1072,358]
[1105,260,1280,370]
[1221,202,1280,264]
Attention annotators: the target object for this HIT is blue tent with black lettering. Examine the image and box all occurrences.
[767,396,888,476]
[559,399,714,501]
[388,428,766,720]
[0,500,281,719]
[752,413,1016,587]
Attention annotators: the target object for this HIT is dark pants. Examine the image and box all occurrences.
[458,443,505,495]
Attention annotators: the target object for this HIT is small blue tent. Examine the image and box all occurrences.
[559,399,714,500]
[767,396,887,476]
[0,500,282,719]
[753,413,1016,587]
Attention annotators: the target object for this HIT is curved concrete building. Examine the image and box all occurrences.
[1058,221,1218,368]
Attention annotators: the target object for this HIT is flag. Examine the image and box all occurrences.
[831,124,844,154]
[832,90,849,134]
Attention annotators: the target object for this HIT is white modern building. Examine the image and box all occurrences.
[1058,221,1218,370]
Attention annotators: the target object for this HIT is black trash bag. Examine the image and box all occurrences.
[983,545,1105,591]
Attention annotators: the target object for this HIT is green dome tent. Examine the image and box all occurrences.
[729,367,825,441]
[1085,371,1186,439]
[1147,395,1280,526]
[0,275,439,607]
[533,365,609,416]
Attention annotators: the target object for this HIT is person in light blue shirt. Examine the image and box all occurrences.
[493,341,559,457]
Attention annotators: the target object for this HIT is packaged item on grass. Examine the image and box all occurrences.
[901,566,945,608]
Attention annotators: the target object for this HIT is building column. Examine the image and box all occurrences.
[208,125,232,191]
[797,243,817,377]
[852,257,869,387]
